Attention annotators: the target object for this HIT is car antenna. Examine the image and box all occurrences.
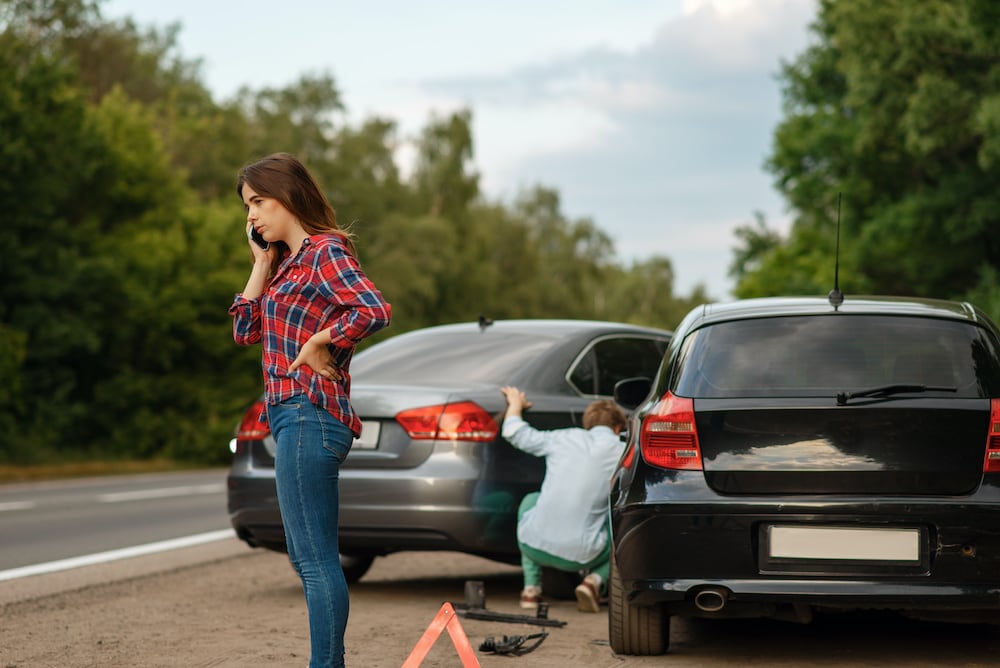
[828,192,844,310]
[478,314,494,331]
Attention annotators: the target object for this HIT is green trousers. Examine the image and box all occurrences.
[516,492,611,594]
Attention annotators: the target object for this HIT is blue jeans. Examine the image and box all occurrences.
[268,395,353,668]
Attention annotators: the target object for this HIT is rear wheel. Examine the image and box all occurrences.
[608,550,670,655]
[340,552,376,584]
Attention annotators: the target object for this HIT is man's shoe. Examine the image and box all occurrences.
[519,586,543,610]
[574,577,600,613]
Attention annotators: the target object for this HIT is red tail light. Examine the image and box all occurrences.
[640,392,703,470]
[237,400,270,440]
[620,442,636,470]
[984,398,1000,473]
[396,401,498,442]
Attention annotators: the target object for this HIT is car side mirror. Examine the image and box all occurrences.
[614,377,652,411]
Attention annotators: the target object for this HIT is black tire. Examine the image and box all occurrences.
[341,552,376,584]
[608,550,670,655]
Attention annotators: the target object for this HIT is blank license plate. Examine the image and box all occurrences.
[768,526,920,562]
[352,421,380,450]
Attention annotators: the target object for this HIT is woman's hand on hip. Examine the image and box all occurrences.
[289,332,342,382]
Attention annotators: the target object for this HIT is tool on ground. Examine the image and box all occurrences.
[479,632,549,656]
[464,580,486,608]
[450,580,567,628]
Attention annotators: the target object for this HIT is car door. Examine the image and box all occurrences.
[568,335,670,398]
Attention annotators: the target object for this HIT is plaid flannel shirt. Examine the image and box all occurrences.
[229,234,392,437]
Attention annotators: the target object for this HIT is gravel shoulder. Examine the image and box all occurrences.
[1,539,623,668]
[5,538,1000,667]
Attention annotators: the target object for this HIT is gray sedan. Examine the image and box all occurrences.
[227,318,671,583]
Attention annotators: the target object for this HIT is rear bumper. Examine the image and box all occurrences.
[626,576,1000,610]
[612,488,1000,613]
[227,442,535,561]
[227,472,286,551]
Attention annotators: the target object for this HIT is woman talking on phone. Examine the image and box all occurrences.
[229,153,391,668]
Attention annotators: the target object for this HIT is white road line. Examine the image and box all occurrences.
[0,501,37,512]
[0,529,236,582]
[97,483,226,503]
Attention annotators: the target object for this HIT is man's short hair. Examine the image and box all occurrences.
[583,399,628,431]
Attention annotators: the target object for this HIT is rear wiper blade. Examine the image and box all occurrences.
[836,384,957,406]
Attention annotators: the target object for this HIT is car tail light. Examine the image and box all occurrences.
[619,442,636,470]
[237,400,270,440]
[395,402,498,442]
[984,398,1000,473]
[640,392,703,470]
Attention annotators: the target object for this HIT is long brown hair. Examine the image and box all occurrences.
[236,152,356,278]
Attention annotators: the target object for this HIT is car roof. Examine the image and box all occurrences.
[352,318,673,393]
[400,318,672,338]
[682,295,985,330]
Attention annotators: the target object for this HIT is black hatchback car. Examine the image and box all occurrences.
[228,318,671,583]
[608,295,1000,655]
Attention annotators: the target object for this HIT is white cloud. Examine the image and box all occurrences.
[406,0,814,297]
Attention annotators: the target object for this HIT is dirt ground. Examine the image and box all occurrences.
[0,539,623,668]
[5,537,1000,667]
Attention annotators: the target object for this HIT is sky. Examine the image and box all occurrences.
[102,0,817,299]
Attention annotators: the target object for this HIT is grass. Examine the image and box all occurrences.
[0,459,211,483]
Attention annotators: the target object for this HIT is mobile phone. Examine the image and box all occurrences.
[249,227,269,251]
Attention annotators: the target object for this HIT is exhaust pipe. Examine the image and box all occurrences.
[693,587,728,612]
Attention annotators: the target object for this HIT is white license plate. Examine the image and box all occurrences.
[768,526,920,562]
[352,421,381,450]
[263,421,380,456]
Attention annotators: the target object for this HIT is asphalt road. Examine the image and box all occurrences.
[0,469,230,570]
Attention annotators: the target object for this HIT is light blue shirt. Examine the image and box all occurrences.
[502,415,625,563]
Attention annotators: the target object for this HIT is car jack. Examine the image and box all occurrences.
[450,580,567,628]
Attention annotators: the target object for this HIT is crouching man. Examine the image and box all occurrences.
[499,386,627,613]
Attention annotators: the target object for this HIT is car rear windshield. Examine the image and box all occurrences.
[673,315,1000,398]
[351,330,558,384]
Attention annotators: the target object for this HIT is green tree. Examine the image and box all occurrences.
[237,73,344,168]
[605,257,709,330]
[0,0,259,463]
[1,0,709,468]
[728,212,782,286]
[0,5,98,459]
[399,110,491,325]
[20,4,239,199]
[737,0,1000,315]
[511,187,616,319]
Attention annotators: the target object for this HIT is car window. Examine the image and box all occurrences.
[569,337,670,396]
[351,330,558,384]
[673,315,1000,398]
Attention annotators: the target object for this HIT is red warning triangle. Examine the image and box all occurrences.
[401,602,481,667]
